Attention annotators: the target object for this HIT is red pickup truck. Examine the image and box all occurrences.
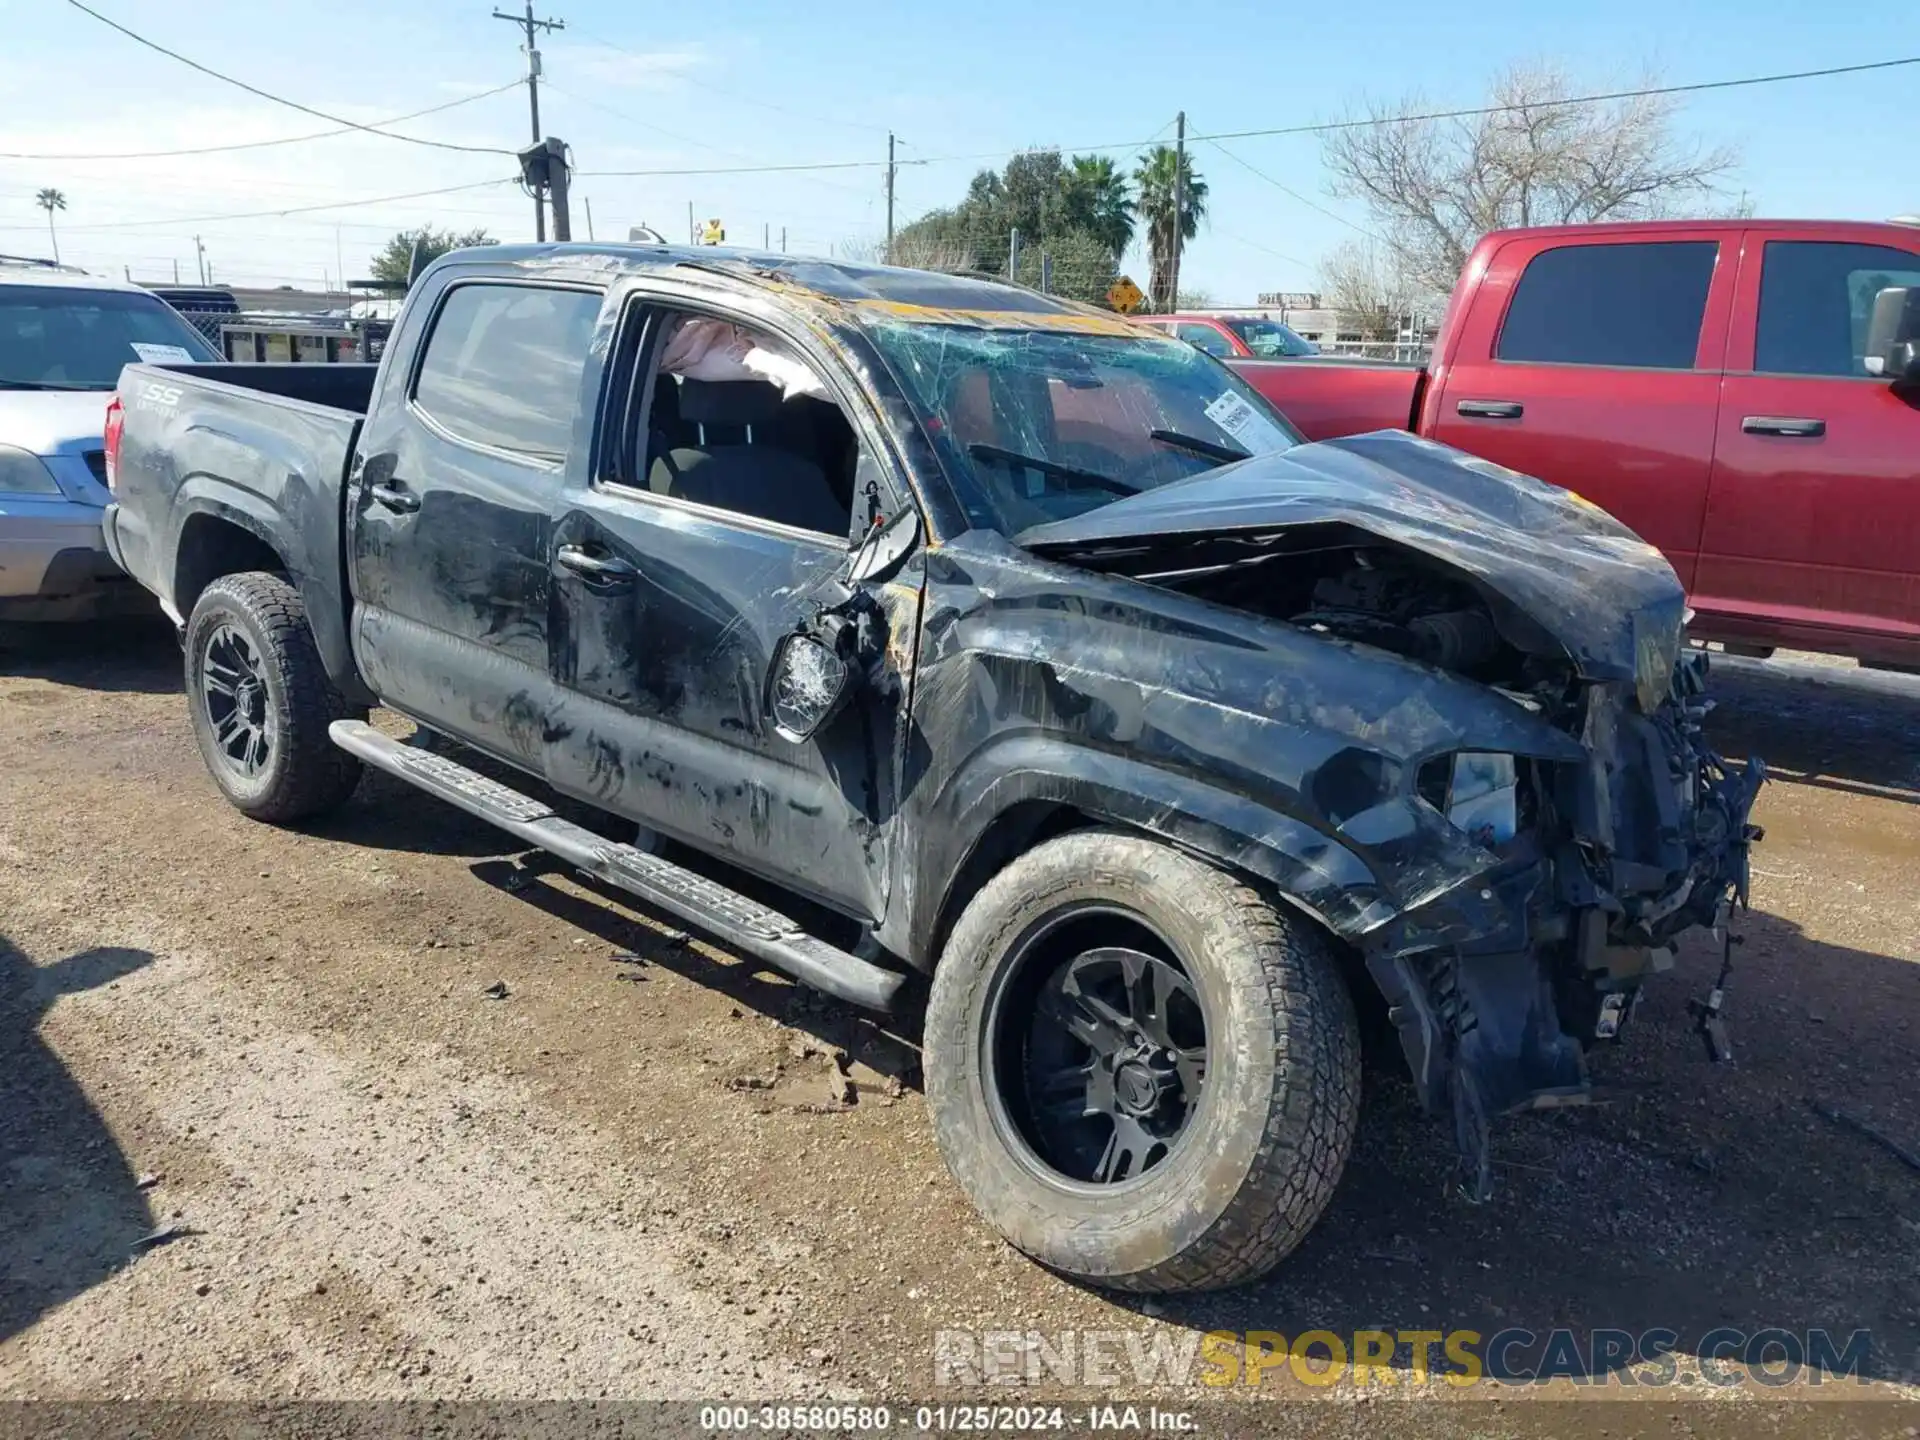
[1231,219,1920,668]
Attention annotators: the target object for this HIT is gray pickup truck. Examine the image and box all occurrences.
[103,243,1762,1293]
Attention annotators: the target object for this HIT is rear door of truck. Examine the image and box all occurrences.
[1700,229,1920,661]
[343,272,608,765]
[1426,231,1736,587]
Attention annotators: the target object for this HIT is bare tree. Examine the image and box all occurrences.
[1323,64,1739,293]
[1318,238,1438,341]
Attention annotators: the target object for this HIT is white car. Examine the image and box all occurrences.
[0,259,219,620]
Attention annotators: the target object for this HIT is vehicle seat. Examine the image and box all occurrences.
[649,378,846,535]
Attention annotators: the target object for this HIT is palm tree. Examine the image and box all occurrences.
[36,188,66,263]
[1131,148,1207,310]
[1061,154,1135,262]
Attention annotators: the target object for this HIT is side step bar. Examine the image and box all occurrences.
[329,720,906,1013]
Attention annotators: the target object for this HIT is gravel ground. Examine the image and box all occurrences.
[2,619,1917,1420]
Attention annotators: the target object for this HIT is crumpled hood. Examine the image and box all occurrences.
[1016,429,1687,689]
[0,390,112,455]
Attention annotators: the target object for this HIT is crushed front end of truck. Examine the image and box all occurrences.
[1014,429,1767,1193]
[1360,651,1765,1197]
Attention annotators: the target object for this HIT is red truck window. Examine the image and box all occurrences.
[1754,241,1920,378]
[1175,322,1236,358]
[1496,241,1718,370]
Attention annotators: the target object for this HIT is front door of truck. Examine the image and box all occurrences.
[1430,235,1734,588]
[346,276,607,767]
[542,295,922,923]
[1701,232,1920,655]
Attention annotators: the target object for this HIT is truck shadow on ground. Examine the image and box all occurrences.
[0,616,181,695]
[1707,658,1920,806]
[1127,901,1920,1386]
[468,852,927,1090]
[0,936,156,1343]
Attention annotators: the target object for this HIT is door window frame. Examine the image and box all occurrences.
[402,278,610,467]
[587,285,921,551]
[1729,231,1920,382]
[1480,235,1733,375]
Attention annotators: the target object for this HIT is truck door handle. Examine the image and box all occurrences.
[367,481,420,513]
[555,545,639,584]
[1456,399,1524,419]
[1742,415,1826,438]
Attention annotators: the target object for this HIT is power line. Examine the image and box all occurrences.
[1196,54,1920,145]
[545,83,878,202]
[61,0,518,156]
[0,81,523,162]
[0,179,521,234]
[1204,139,1380,242]
[586,52,1920,181]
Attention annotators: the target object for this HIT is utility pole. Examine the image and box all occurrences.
[584,197,595,241]
[764,222,769,250]
[885,131,896,264]
[493,1,565,241]
[781,226,787,253]
[688,201,695,245]
[1169,111,1186,311]
[194,235,207,286]
[1008,227,1021,283]
[545,141,572,241]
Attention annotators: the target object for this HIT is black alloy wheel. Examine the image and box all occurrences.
[985,910,1210,1189]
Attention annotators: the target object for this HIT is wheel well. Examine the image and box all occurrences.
[930,801,1095,965]
[174,514,286,617]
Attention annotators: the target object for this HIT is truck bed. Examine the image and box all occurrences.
[106,363,377,697]
[1229,357,1423,442]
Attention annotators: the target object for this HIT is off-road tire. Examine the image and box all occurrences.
[924,831,1361,1293]
[184,571,364,823]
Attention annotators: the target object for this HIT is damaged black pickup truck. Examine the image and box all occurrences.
[102,244,1762,1293]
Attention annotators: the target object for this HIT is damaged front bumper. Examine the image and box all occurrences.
[1362,650,1765,1198]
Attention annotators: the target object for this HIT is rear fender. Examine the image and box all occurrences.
[169,482,365,700]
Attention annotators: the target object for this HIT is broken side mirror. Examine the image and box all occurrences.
[1865,286,1920,383]
[766,627,856,743]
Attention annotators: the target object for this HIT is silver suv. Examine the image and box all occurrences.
[1,258,218,620]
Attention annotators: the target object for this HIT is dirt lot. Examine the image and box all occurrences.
[3,619,1918,1421]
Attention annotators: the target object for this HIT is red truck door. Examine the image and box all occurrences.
[1428,233,1735,587]
[1700,231,1920,660]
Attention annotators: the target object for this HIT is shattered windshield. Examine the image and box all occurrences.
[867,322,1303,533]
[1224,318,1320,358]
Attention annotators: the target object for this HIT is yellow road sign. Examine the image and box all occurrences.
[1107,275,1144,314]
[700,219,726,245]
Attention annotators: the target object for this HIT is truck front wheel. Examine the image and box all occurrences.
[924,831,1360,1293]
[184,571,364,823]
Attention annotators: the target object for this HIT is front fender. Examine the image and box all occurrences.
[904,731,1393,969]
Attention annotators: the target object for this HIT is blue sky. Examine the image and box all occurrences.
[0,0,1913,298]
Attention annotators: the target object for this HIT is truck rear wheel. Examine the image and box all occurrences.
[924,831,1360,1293]
[184,571,364,823]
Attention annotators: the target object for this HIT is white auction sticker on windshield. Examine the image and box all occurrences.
[1203,388,1288,451]
[130,343,196,363]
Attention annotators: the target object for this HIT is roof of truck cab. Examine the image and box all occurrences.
[445,242,1156,336]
